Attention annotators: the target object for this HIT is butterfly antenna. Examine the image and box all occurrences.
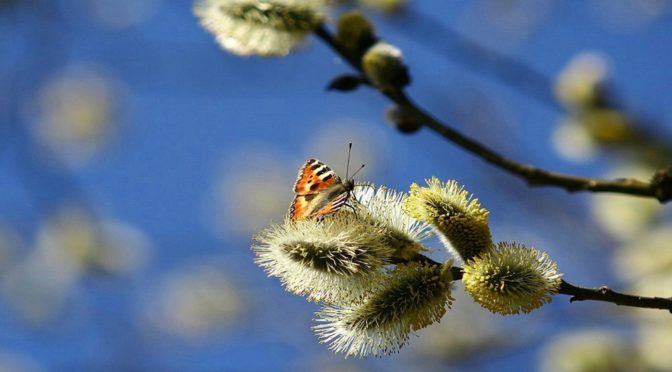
[350,164,365,179]
[346,142,352,180]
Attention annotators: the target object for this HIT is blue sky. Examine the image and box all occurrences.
[1,0,671,370]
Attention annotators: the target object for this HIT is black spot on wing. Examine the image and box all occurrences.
[309,184,319,191]
[323,174,333,182]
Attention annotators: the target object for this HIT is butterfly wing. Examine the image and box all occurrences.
[289,193,316,221]
[290,186,351,221]
[290,159,350,221]
[293,159,340,195]
[312,190,350,220]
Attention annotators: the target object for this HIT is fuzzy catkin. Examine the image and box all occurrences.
[194,0,325,56]
[314,262,454,357]
[253,215,394,304]
[404,177,492,261]
[462,242,562,315]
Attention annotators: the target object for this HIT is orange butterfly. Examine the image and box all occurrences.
[289,147,363,222]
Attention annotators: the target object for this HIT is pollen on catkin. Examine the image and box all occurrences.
[194,0,326,56]
[462,242,563,315]
[352,184,431,260]
[403,177,492,262]
[313,261,454,358]
[252,215,394,304]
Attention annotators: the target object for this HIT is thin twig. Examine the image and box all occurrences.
[388,90,656,196]
[410,254,672,312]
[558,280,672,312]
[313,25,668,203]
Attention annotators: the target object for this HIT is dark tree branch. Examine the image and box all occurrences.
[410,254,672,312]
[558,280,672,312]
[313,25,669,203]
[387,90,656,197]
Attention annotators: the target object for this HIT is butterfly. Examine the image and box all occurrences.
[289,146,364,222]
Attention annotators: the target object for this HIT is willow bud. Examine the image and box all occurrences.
[362,42,410,90]
[385,105,422,134]
[336,11,377,56]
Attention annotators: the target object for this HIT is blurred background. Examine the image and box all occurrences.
[1,0,672,370]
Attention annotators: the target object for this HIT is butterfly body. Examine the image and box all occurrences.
[290,158,354,221]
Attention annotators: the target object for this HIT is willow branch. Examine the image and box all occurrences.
[558,280,672,312]
[313,25,669,203]
[410,254,672,312]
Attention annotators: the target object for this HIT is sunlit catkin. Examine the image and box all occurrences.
[313,262,454,357]
[252,215,394,304]
[462,242,562,315]
[194,0,326,56]
[352,184,430,260]
[404,177,492,261]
